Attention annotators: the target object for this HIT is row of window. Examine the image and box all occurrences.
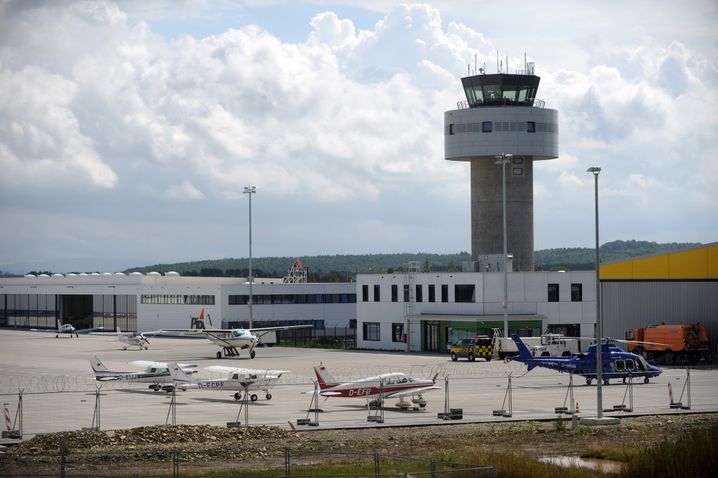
[229,294,357,305]
[447,121,557,135]
[362,322,406,343]
[362,283,584,303]
[141,294,216,305]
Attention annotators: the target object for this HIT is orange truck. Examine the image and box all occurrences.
[626,323,709,365]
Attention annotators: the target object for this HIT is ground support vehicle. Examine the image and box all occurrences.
[450,336,493,361]
[627,323,710,365]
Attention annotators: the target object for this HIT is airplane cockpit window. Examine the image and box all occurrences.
[149,368,157,373]
[398,376,409,383]
[233,329,247,337]
[232,374,239,380]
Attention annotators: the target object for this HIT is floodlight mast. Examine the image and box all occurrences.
[587,166,602,418]
[243,185,256,329]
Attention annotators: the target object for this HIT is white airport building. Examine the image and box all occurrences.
[356,268,596,352]
[0,273,357,334]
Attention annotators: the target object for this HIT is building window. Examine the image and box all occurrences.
[415,285,423,303]
[527,121,535,133]
[548,283,559,302]
[362,285,369,302]
[455,284,475,303]
[512,167,524,176]
[392,323,404,342]
[391,284,398,302]
[571,283,583,302]
[373,284,380,302]
[441,284,449,303]
[403,284,409,302]
[482,121,492,133]
[363,322,380,341]
[428,284,436,303]
[449,124,454,135]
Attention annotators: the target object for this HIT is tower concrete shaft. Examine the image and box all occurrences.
[471,157,534,271]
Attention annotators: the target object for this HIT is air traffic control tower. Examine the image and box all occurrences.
[445,66,558,271]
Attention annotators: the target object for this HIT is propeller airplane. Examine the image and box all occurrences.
[89,356,197,391]
[312,364,439,410]
[167,363,288,401]
[159,309,312,359]
[508,334,663,385]
[117,327,151,350]
[54,320,105,338]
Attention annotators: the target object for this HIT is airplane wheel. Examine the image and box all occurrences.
[450,353,458,362]
[250,350,256,359]
[419,403,427,408]
[468,353,475,362]
[266,393,272,400]
[56,335,59,338]
[250,394,258,402]
[586,378,593,385]
[217,351,222,359]
[234,392,241,400]
[644,377,650,384]
[143,346,149,350]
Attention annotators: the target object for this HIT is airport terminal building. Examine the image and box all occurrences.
[0,273,357,333]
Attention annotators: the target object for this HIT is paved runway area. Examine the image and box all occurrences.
[1,329,716,437]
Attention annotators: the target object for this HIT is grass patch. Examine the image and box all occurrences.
[580,446,635,463]
[620,422,718,477]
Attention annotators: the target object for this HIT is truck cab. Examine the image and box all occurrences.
[450,336,493,362]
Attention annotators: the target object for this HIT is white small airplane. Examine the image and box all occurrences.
[117,327,151,350]
[160,308,312,359]
[54,319,105,338]
[89,356,197,391]
[167,363,288,401]
[57,320,78,338]
[312,364,439,410]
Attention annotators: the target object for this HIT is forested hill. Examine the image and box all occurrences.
[124,240,701,282]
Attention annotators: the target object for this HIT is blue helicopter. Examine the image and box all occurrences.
[508,334,663,385]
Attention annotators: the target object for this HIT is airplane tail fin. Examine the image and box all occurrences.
[313,364,339,389]
[168,362,193,383]
[510,335,537,370]
[90,356,109,373]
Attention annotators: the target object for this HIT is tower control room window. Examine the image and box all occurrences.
[482,121,492,133]
[548,283,560,302]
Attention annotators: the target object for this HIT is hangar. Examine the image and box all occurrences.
[0,272,356,334]
[600,242,718,362]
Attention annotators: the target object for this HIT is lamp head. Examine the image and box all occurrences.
[243,185,257,194]
[586,167,601,176]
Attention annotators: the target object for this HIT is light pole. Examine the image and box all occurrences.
[243,185,256,329]
[587,166,602,418]
[495,153,512,337]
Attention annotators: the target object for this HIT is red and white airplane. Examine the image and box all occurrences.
[313,364,439,409]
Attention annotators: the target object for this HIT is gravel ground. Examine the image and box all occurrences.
[3,413,718,474]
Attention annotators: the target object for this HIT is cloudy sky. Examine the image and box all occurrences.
[1,0,716,273]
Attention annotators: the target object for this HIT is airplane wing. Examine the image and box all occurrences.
[75,326,107,334]
[383,385,440,399]
[247,324,312,332]
[205,366,289,375]
[129,360,197,369]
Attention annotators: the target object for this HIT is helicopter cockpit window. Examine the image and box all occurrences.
[636,355,649,371]
[625,360,635,371]
[615,360,625,371]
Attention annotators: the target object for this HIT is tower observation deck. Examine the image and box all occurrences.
[445,71,558,271]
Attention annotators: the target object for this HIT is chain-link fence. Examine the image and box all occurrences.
[0,444,497,477]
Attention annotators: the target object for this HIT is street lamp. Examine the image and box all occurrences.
[495,153,512,337]
[243,185,256,328]
[586,166,603,418]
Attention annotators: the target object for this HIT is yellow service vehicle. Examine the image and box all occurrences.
[449,336,493,362]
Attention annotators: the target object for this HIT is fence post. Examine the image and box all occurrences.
[430,459,437,478]
[374,451,380,478]
[173,450,179,478]
[284,447,291,478]
[59,437,66,478]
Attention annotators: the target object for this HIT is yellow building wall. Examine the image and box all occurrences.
[600,244,718,280]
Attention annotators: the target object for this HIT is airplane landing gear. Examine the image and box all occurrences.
[266,393,272,400]
[644,377,650,384]
[250,394,258,402]
[218,347,241,359]
[250,350,256,359]
[234,392,242,401]
[586,378,593,385]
